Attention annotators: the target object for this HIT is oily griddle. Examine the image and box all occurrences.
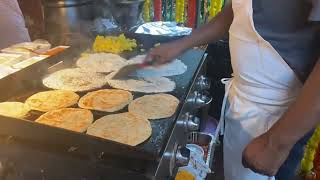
[5,49,204,157]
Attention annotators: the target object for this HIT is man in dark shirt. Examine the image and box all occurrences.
[145,0,320,179]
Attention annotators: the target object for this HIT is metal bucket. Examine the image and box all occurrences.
[110,0,145,31]
[42,0,97,45]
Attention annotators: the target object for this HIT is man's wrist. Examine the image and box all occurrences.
[266,124,296,151]
[179,35,199,50]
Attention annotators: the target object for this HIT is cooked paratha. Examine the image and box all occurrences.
[78,89,133,112]
[76,53,127,73]
[0,102,30,119]
[107,72,175,93]
[129,94,179,119]
[26,90,80,112]
[87,112,151,146]
[35,108,93,132]
[42,68,108,92]
[127,55,187,77]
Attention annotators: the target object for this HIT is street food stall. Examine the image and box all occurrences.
[0,1,225,179]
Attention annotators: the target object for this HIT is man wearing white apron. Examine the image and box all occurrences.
[145,0,320,179]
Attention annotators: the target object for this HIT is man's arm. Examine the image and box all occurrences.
[176,2,233,50]
[242,58,320,176]
[145,3,233,64]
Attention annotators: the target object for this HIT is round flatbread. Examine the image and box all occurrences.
[35,108,93,132]
[42,68,108,92]
[26,90,80,112]
[78,89,133,112]
[107,72,175,93]
[0,102,30,119]
[87,112,151,146]
[127,55,187,77]
[76,53,127,73]
[129,94,179,119]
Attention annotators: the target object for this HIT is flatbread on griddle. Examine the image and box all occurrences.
[129,94,179,119]
[35,108,93,132]
[76,53,127,73]
[42,68,108,92]
[127,55,187,77]
[0,102,30,119]
[86,112,151,146]
[107,72,175,93]
[78,89,133,112]
[26,90,80,112]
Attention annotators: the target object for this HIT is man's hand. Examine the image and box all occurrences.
[243,60,320,176]
[242,133,292,176]
[144,41,187,65]
[143,3,233,65]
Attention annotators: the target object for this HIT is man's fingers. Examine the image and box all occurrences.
[242,154,259,173]
[242,152,270,176]
[242,156,250,168]
[242,156,276,176]
[144,52,154,63]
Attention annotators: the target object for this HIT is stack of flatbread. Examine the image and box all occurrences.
[26,90,79,112]
[87,112,151,146]
[43,68,108,92]
[76,53,127,73]
[79,89,133,112]
[107,72,176,93]
[129,94,179,119]
[35,108,93,132]
[0,102,30,119]
[127,55,187,78]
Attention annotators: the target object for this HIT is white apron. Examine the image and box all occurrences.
[218,0,304,179]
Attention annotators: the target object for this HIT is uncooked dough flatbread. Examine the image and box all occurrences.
[86,112,151,146]
[129,94,179,119]
[76,53,127,73]
[127,55,187,77]
[107,72,175,93]
[78,89,133,112]
[35,108,93,132]
[0,102,30,119]
[26,90,80,112]
[43,68,108,92]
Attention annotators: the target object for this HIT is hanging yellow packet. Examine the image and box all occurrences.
[143,0,151,22]
[209,0,224,19]
[176,0,185,23]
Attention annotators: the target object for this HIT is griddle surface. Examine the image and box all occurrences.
[137,50,204,156]
[6,49,204,158]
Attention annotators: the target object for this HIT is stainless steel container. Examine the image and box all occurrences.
[110,0,145,31]
[42,0,97,45]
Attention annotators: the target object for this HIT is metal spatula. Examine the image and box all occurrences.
[112,59,159,79]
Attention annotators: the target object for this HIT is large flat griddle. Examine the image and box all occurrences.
[0,34,206,174]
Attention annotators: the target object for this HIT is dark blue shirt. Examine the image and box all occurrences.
[252,0,320,82]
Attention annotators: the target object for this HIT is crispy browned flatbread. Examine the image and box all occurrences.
[0,102,30,119]
[128,93,179,119]
[35,108,93,132]
[86,112,152,146]
[26,90,79,112]
[78,89,133,112]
